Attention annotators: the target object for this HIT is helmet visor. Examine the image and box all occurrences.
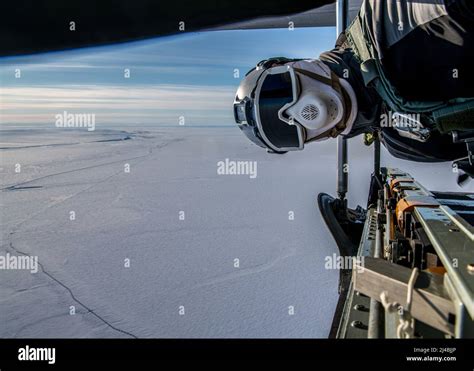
[256,68,304,150]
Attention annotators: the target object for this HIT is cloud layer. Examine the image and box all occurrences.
[1,85,236,125]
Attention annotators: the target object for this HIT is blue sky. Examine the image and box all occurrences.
[0,27,335,126]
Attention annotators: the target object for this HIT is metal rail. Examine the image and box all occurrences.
[336,0,348,200]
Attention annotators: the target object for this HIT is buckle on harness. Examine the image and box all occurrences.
[467,141,474,166]
[452,130,474,165]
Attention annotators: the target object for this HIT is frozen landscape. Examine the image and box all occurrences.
[1,125,470,338]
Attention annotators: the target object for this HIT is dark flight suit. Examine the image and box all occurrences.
[319,0,473,163]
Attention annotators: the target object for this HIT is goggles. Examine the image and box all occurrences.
[233,62,305,152]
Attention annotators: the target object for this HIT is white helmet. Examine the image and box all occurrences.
[233,57,357,153]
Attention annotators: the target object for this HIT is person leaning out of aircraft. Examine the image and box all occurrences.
[233,0,474,176]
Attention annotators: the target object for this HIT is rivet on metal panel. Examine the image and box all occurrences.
[350,320,368,330]
[354,304,369,312]
[467,263,474,274]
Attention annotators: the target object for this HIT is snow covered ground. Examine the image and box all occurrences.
[0,125,470,338]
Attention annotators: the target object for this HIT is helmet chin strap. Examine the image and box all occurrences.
[292,68,352,142]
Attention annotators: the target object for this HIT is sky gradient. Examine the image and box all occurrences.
[0,27,335,127]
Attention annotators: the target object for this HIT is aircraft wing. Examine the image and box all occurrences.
[0,0,362,57]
